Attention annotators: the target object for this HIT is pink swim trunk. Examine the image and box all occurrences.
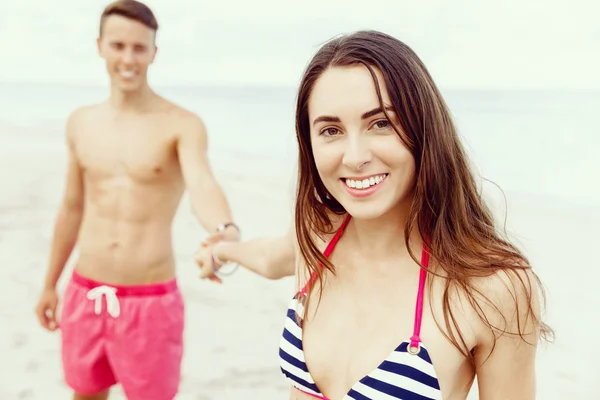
[60,271,184,399]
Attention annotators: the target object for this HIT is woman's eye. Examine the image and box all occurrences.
[373,120,391,129]
[321,127,340,136]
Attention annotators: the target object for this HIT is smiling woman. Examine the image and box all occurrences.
[307,65,416,221]
[198,29,553,400]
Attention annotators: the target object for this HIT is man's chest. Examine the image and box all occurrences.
[75,124,180,183]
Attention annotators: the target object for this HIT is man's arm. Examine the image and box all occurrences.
[36,110,85,331]
[177,115,238,241]
[44,111,85,289]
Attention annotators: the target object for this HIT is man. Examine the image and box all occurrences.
[34,1,238,399]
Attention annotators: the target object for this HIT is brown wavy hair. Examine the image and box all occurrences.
[294,30,553,370]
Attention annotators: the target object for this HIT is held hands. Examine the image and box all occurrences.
[195,232,227,284]
[196,223,240,284]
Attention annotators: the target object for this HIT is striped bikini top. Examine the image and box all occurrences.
[279,216,442,400]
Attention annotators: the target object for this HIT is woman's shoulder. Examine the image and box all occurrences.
[430,263,543,366]
[466,265,543,348]
[293,211,348,289]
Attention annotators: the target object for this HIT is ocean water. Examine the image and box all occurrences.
[0,82,598,208]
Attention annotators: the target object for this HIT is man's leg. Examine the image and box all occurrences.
[60,277,117,396]
[108,281,184,400]
[73,389,109,400]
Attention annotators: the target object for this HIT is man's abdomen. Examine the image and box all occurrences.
[75,212,177,285]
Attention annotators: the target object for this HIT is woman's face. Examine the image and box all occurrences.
[308,65,416,221]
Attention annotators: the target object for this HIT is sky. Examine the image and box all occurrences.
[0,0,598,90]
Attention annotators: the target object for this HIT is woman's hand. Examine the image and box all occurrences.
[195,232,227,284]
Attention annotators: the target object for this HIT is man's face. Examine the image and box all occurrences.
[97,15,157,92]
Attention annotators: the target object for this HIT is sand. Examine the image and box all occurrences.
[1,120,598,399]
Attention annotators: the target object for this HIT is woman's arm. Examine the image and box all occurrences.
[196,211,347,282]
[473,268,541,400]
[196,223,297,281]
[214,225,297,280]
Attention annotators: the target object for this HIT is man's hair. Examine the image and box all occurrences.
[99,0,159,36]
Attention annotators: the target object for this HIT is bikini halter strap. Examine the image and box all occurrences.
[299,215,351,296]
[408,243,430,354]
[299,214,430,355]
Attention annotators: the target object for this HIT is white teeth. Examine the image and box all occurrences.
[344,174,387,190]
[120,70,136,79]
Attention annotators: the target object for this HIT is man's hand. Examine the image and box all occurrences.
[195,232,228,284]
[35,287,60,331]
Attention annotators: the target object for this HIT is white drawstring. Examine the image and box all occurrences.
[86,285,120,318]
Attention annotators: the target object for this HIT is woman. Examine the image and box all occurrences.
[196,30,552,400]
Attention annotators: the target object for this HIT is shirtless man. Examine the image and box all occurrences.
[33,1,238,399]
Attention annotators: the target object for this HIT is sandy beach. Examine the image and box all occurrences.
[1,118,598,400]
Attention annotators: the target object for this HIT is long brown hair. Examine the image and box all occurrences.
[294,30,552,369]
